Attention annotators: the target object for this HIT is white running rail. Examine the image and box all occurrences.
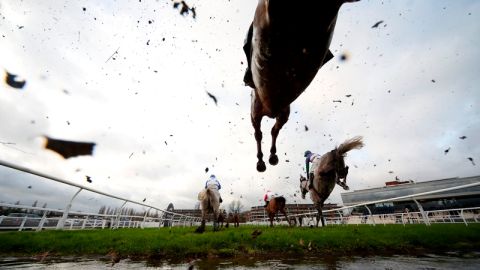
[0,159,201,231]
[250,181,480,226]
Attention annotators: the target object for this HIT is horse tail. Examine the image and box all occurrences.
[205,188,212,209]
[337,136,364,156]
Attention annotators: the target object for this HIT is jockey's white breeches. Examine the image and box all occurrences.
[310,156,321,175]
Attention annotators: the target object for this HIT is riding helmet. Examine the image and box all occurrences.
[304,150,312,157]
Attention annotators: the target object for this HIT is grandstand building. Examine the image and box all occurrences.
[341,175,480,214]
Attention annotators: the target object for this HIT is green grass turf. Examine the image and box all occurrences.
[0,224,479,258]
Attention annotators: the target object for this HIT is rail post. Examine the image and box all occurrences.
[141,207,152,229]
[337,210,344,225]
[174,215,180,227]
[57,188,83,229]
[114,200,128,229]
[460,209,468,226]
[364,205,375,226]
[18,216,27,231]
[158,213,163,228]
[181,215,186,227]
[36,209,49,231]
[81,216,88,229]
[413,199,430,226]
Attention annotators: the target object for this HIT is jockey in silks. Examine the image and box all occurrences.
[304,150,321,189]
[263,190,275,208]
[205,174,223,203]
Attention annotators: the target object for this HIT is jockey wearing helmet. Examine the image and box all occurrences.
[205,174,223,203]
[263,190,275,208]
[304,150,320,189]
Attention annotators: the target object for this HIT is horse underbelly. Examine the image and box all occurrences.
[252,33,324,109]
[252,57,319,116]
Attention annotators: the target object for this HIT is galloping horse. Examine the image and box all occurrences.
[218,209,227,228]
[195,187,221,233]
[226,212,240,228]
[243,0,358,172]
[232,212,240,228]
[266,196,291,227]
[299,136,364,227]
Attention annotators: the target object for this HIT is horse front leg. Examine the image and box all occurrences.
[251,91,266,172]
[319,204,325,227]
[342,166,350,190]
[315,203,325,227]
[269,106,290,166]
[213,219,218,231]
[337,166,350,190]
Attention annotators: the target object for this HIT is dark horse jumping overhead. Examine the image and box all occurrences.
[243,0,358,172]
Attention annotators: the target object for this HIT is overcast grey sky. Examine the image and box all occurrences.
[0,0,479,214]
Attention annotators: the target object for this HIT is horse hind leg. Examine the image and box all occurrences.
[281,209,291,226]
[213,209,220,231]
[269,106,290,166]
[195,202,207,233]
[195,218,206,233]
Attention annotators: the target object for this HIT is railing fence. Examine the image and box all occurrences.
[2,159,480,230]
[0,159,201,231]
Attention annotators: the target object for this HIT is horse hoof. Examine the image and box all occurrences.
[268,154,278,165]
[257,161,266,172]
